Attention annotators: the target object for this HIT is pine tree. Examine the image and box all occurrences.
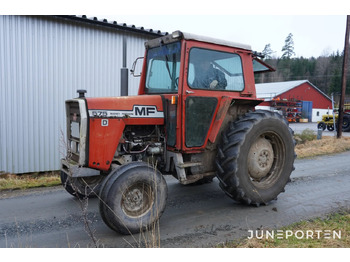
[281,33,296,59]
[262,44,275,59]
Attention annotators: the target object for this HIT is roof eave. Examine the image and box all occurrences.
[46,15,168,37]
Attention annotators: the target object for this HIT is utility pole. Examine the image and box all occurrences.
[337,15,350,138]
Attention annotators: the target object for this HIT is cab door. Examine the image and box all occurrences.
[183,95,218,148]
[182,44,220,150]
[182,43,245,151]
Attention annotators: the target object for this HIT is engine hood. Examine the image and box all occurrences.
[85,95,164,119]
[84,95,165,171]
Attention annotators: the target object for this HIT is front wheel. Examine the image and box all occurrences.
[317,122,326,131]
[99,162,168,235]
[216,110,296,206]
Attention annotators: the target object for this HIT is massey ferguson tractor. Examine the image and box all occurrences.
[61,31,295,235]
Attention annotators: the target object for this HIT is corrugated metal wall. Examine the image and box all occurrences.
[0,15,153,173]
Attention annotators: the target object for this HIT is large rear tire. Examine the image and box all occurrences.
[216,110,296,206]
[342,115,350,132]
[99,162,168,235]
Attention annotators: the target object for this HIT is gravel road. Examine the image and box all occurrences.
[1,150,350,248]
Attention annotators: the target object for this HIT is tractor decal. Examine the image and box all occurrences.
[88,105,164,119]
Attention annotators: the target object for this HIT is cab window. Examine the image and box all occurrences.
[188,48,244,91]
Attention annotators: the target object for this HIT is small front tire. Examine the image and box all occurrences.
[99,162,168,235]
[317,122,326,131]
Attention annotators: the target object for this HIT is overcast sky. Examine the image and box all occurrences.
[100,15,347,58]
[5,0,350,58]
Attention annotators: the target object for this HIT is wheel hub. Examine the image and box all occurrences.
[248,137,274,180]
[124,188,143,211]
[122,183,153,217]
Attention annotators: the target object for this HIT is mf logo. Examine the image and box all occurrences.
[88,106,163,119]
[134,106,157,116]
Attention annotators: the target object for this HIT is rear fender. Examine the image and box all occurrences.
[208,98,261,145]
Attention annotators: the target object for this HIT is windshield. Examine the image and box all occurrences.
[145,41,181,94]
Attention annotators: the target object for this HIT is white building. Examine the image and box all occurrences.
[0,15,166,173]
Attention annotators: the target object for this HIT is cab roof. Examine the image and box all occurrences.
[145,30,252,51]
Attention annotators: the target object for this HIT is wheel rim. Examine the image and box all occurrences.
[248,137,274,179]
[247,132,284,189]
[121,183,154,218]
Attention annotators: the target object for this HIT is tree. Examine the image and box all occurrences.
[262,44,275,59]
[281,33,296,59]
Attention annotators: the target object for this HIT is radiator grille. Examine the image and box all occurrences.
[66,101,81,163]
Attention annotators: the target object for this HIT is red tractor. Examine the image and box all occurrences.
[61,31,295,235]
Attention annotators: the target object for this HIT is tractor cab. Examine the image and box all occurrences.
[137,31,273,152]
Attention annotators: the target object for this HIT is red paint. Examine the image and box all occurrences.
[276,82,331,109]
[259,82,332,109]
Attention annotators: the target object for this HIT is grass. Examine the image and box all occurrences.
[221,212,350,248]
[0,172,61,191]
[295,136,350,159]
[294,128,317,144]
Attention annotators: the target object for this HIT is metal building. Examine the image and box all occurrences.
[256,80,332,122]
[0,15,166,174]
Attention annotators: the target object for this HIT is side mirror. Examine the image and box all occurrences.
[130,57,144,77]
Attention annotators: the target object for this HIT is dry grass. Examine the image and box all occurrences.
[223,212,350,248]
[295,136,350,159]
[0,172,61,191]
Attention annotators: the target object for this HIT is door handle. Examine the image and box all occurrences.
[186,90,195,94]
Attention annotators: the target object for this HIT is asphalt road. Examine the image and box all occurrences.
[1,151,350,248]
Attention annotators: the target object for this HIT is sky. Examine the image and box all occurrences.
[4,0,350,58]
[101,15,347,58]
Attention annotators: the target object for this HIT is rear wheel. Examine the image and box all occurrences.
[216,110,295,206]
[60,171,103,198]
[99,162,168,235]
[342,115,350,132]
[327,124,334,131]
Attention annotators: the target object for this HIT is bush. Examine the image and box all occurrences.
[294,129,317,144]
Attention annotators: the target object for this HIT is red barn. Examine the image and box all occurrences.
[255,80,332,122]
